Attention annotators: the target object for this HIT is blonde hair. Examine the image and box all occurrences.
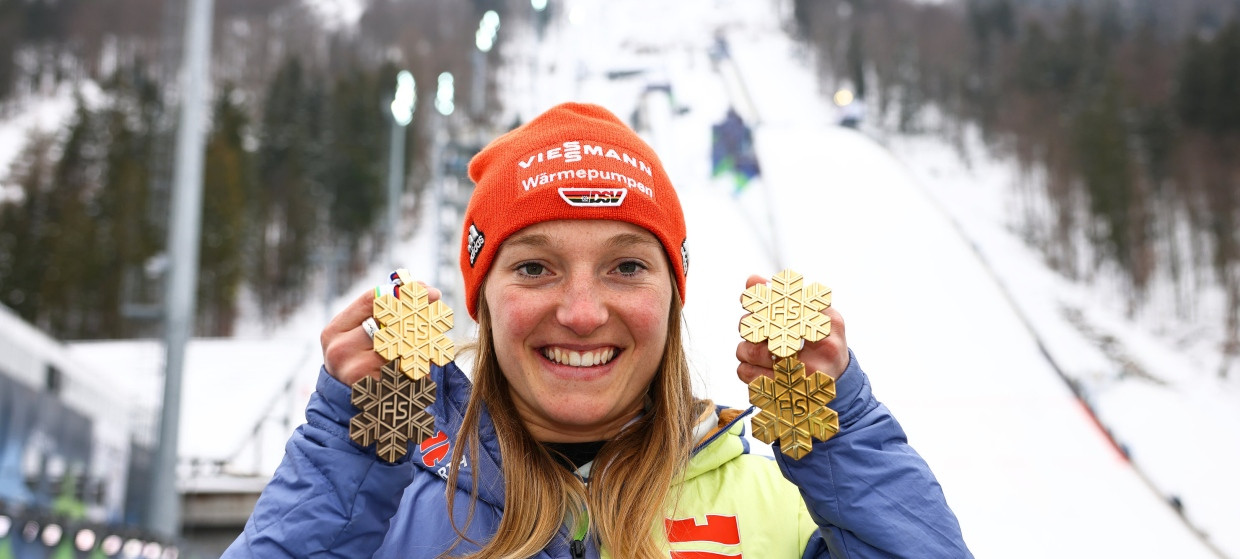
[445,284,701,558]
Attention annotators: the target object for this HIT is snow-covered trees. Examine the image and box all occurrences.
[0,0,510,338]
[790,0,1240,374]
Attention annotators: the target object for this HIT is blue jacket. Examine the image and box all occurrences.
[224,352,971,558]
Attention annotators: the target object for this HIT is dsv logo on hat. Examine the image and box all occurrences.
[559,187,627,207]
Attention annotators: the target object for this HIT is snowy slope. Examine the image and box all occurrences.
[504,0,1226,556]
[67,338,318,475]
[885,129,1240,558]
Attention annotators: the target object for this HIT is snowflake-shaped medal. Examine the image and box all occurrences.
[373,282,455,380]
[749,356,839,459]
[350,359,438,462]
[739,269,832,358]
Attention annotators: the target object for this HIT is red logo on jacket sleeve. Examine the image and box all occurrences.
[665,515,742,558]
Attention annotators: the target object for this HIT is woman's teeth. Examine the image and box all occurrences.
[542,347,617,367]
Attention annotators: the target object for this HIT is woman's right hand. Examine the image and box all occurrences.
[734,274,849,385]
[320,283,442,385]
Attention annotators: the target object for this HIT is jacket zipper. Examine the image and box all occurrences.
[692,405,759,454]
[571,511,589,558]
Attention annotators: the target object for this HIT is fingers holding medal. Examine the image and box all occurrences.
[740,269,840,460]
[348,268,454,462]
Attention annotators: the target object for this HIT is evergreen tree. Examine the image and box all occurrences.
[40,95,105,337]
[253,57,326,318]
[0,0,21,103]
[1217,22,1240,134]
[1052,6,1093,95]
[322,65,392,260]
[966,0,1016,66]
[790,0,814,40]
[1175,21,1240,325]
[0,68,165,339]
[91,69,162,338]
[1176,20,1240,135]
[1013,21,1054,93]
[0,133,57,322]
[198,86,251,335]
[1176,34,1214,130]
[1134,105,1174,181]
[1072,71,1142,282]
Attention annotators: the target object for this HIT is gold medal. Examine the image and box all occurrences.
[350,273,455,462]
[372,282,455,380]
[741,269,839,459]
[749,356,839,460]
[350,359,438,462]
[740,269,832,358]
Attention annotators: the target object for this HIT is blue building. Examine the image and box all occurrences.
[0,304,164,557]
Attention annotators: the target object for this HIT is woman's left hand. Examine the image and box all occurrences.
[735,274,850,384]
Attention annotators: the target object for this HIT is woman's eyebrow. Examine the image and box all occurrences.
[506,232,657,251]
[607,233,660,250]
[506,233,552,248]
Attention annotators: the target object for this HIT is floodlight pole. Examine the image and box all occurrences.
[387,71,415,270]
[386,117,406,269]
[152,0,214,539]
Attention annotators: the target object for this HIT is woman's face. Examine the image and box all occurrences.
[483,219,673,442]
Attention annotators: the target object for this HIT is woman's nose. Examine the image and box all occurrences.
[556,274,608,336]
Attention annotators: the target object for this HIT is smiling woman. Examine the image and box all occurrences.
[460,219,686,558]
[223,103,972,559]
[484,221,673,442]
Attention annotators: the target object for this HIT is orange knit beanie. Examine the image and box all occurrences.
[459,102,688,320]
